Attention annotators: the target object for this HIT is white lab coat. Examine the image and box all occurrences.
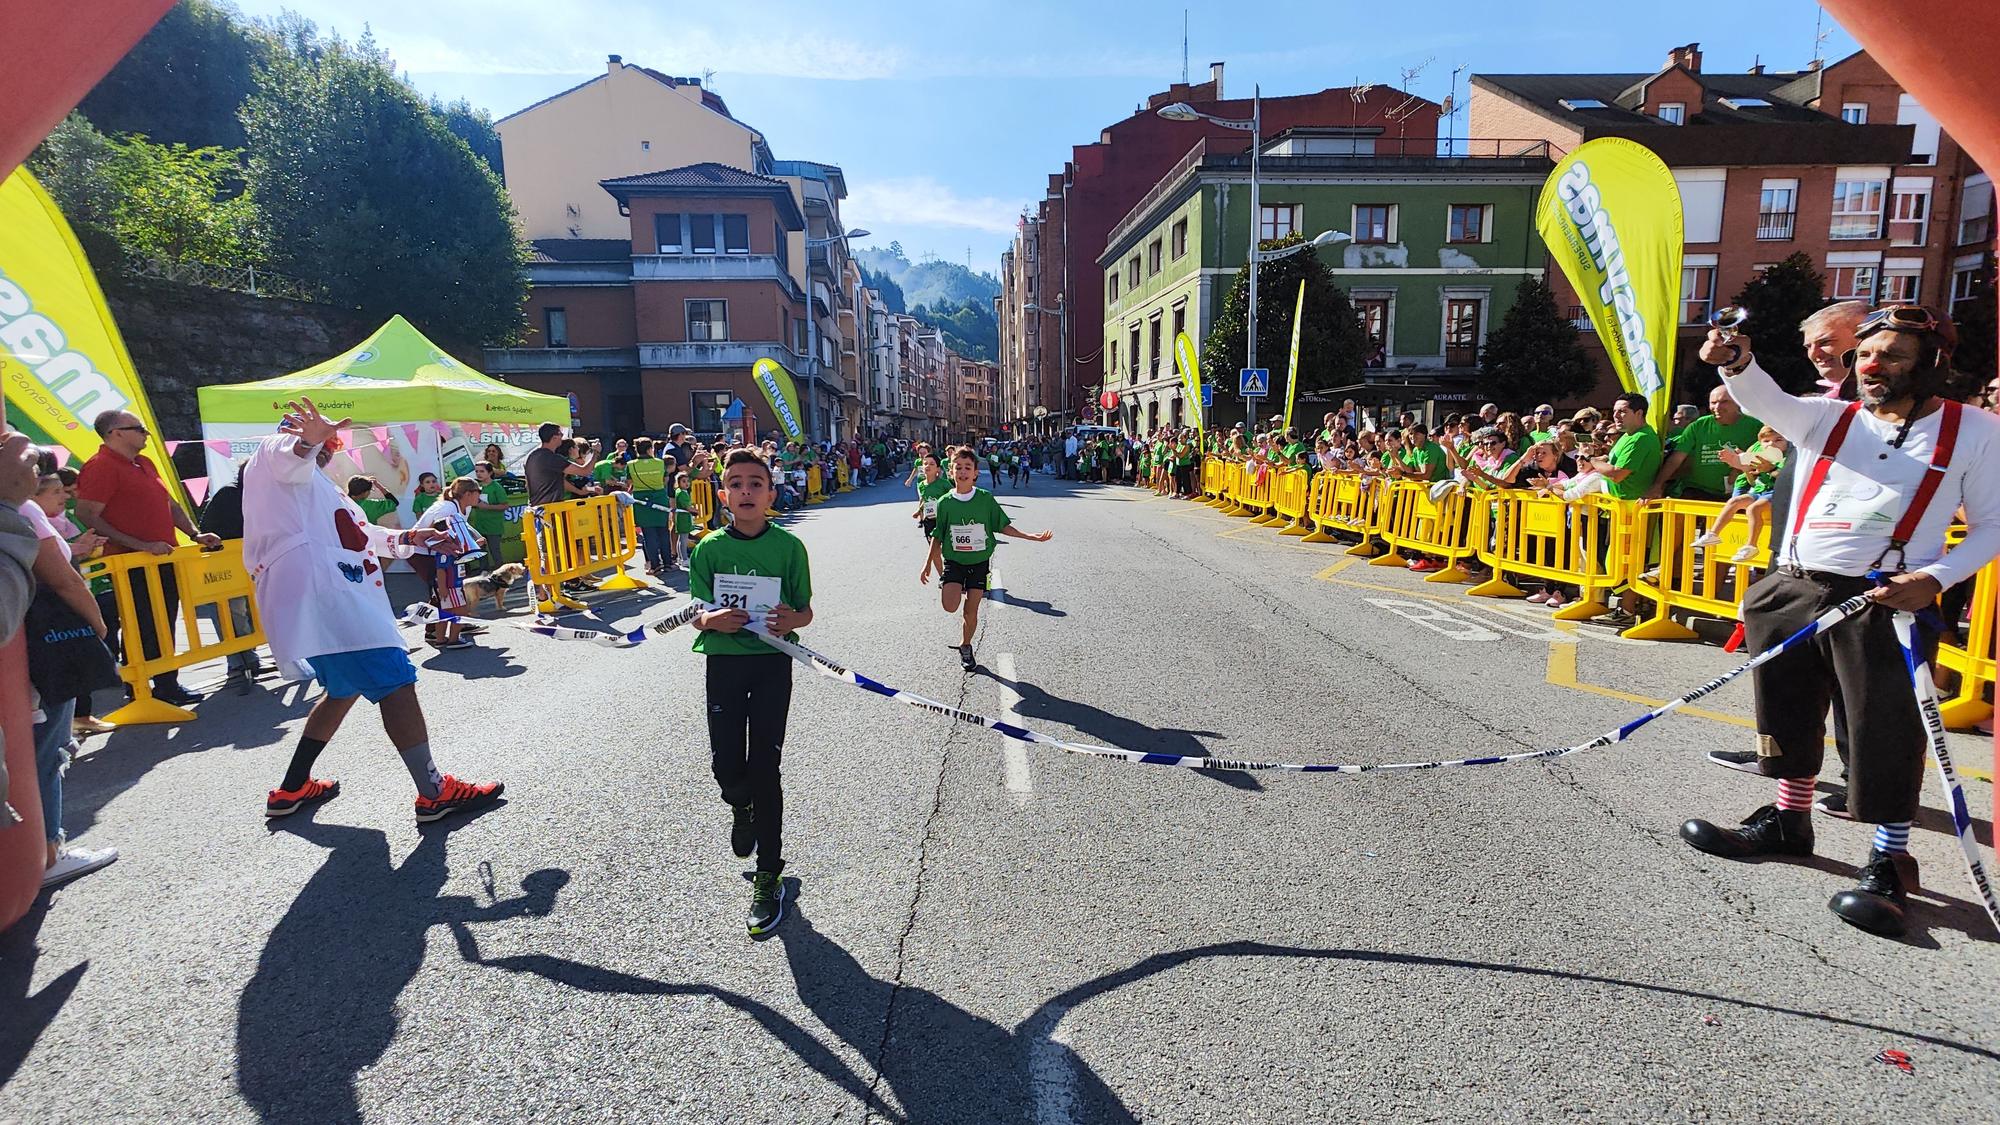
[242,434,417,676]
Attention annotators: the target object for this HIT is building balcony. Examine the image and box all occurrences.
[1755,211,1796,240]
[638,341,802,369]
[1565,305,1595,332]
[484,346,640,374]
[631,254,805,300]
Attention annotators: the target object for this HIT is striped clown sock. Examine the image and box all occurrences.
[1872,821,1912,855]
[1775,776,1815,812]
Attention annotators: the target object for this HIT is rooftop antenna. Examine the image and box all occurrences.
[1446,62,1466,156]
[1813,5,1829,67]
[1385,56,1434,122]
[702,67,716,91]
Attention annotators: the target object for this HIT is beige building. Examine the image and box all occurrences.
[496,56,773,242]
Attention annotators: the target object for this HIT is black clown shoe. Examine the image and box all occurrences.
[1829,849,1920,937]
[1681,804,1814,860]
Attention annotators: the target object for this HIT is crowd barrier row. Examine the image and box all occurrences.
[522,494,647,613]
[1197,456,1997,732]
[81,542,266,725]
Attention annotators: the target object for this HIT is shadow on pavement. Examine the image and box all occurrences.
[1017,940,2000,1068]
[987,589,1068,618]
[0,897,88,1089]
[972,667,1261,792]
[235,806,558,1125]
[775,899,1138,1124]
[448,877,905,1123]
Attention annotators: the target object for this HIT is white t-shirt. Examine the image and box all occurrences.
[241,434,417,673]
[18,500,68,563]
[1725,359,2000,587]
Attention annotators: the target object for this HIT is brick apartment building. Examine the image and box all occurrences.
[1473,43,1994,402]
[998,63,1439,431]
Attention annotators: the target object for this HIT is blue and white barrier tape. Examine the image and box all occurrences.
[1893,611,2000,936]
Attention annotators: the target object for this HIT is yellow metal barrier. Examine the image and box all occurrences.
[1235,463,1273,520]
[522,494,646,613]
[806,464,826,503]
[81,541,264,725]
[1625,499,1768,642]
[836,462,853,492]
[688,478,717,539]
[1211,459,1243,512]
[1269,468,1312,535]
[1939,532,1997,730]
[1466,491,1637,621]
[1301,472,1386,555]
[1200,457,1224,502]
[1370,481,1476,582]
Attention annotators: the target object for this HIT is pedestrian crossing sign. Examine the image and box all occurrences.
[1239,368,1269,396]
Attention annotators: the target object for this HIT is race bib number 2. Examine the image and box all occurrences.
[950,523,987,553]
[713,573,781,615]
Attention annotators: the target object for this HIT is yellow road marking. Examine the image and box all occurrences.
[1544,634,1753,730]
[1313,558,1361,581]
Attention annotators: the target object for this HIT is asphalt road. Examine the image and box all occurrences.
[4,473,1997,1124]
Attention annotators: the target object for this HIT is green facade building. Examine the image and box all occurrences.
[1097,129,1557,431]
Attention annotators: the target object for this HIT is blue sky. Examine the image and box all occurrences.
[230,0,1857,275]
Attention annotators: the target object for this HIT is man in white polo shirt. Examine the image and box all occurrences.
[1679,305,2000,937]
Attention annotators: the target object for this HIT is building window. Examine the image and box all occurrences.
[722,214,750,254]
[1148,319,1162,377]
[1881,267,1922,303]
[691,390,731,434]
[1353,204,1394,244]
[1659,102,1685,125]
[1147,239,1163,276]
[1840,102,1868,125]
[1171,218,1189,259]
[686,299,729,341]
[1171,304,1186,346]
[1444,298,1481,367]
[1108,272,1119,303]
[689,214,718,253]
[1259,204,1299,241]
[1889,183,1931,247]
[1447,204,1490,244]
[1952,264,1986,311]
[1829,180,1886,240]
[1128,256,1141,287]
[1757,182,1797,240]
[543,307,568,348]
[1108,339,1118,380]
[1680,265,1716,324]
[1830,265,1878,302]
[654,213,684,253]
[1354,299,1388,366]
[1958,175,1992,245]
[1127,325,1140,378]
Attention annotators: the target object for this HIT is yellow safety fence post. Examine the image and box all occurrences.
[1624,499,1766,641]
[521,495,645,612]
[688,479,716,541]
[1370,481,1476,582]
[1238,464,1274,521]
[1200,457,1222,503]
[82,542,266,726]
[836,462,853,492]
[1216,462,1246,515]
[1299,472,1339,543]
[1466,491,1635,621]
[1938,536,1997,730]
[1272,468,1312,536]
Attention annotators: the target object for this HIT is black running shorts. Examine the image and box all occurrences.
[940,559,990,591]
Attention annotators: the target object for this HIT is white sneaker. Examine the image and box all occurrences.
[41,845,118,889]
[1729,544,1759,563]
[1691,533,1722,548]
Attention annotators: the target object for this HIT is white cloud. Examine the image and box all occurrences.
[844,177,1026,236]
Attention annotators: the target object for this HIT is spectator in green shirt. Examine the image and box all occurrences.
[1650,384,1763,501]
[346,475,400,526]
[1389,425,1451,482]
[1585,393,1664,501]
[411,473,442,518]
[1528,404,1558,444]
[465,462,511,550]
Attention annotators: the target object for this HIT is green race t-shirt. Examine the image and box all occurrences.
[917,477,953,519]
[356,496,398,524]
[674,488,696,534]
[931,488,1011,564]
[1606,425,1664,501]
[468,481,508,541]
[690,523,813,657]
[1668,413,1765,497]
[412,492,440,517]
[592,459,628,486]
[1400,441,1449,482]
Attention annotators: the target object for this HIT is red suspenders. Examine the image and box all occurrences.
[1789,398,1964,571]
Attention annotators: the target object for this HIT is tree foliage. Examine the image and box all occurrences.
[1477,276,1597,408]
[29,114,262,270]
[911,297,997,362]
[1729,252,1827,394]
[241,28,527,347]
[431,96,504,176]
[1949,261,1996,393]
[859,264,905,314]
[1200,233,1369,426]
[78,0,272,150]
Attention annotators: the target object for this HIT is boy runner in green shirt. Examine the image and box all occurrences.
[689,448,815,936]
[920,447,1053,669]
[912,454,950,542]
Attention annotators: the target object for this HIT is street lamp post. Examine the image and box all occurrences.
[1159,90,1262,390]
[803,228,870,447]
[1022,295,1065,434]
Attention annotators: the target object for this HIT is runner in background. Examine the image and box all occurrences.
[920,447,1053,670]
[912,453,949,545]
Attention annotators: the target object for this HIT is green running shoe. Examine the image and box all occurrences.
[747,871,787,935]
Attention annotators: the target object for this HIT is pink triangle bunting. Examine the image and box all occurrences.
[402,423,423,447]
[183,477,209,506]
[204,439,234,456]
[164,440,182,454]
[430,420,452,439]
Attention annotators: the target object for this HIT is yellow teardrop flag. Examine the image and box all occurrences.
[1535,138,1683,435]
[1282,279,1305,432]
[0,167,187,507]
[1174,331,1203,434]
[750,357,806,442]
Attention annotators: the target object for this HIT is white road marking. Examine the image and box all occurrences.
[1363,598,1501,641]
[1029,1003,1078,1125]
[997,652,1032,804]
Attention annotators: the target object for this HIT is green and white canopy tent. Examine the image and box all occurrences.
[197,315,568,528]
